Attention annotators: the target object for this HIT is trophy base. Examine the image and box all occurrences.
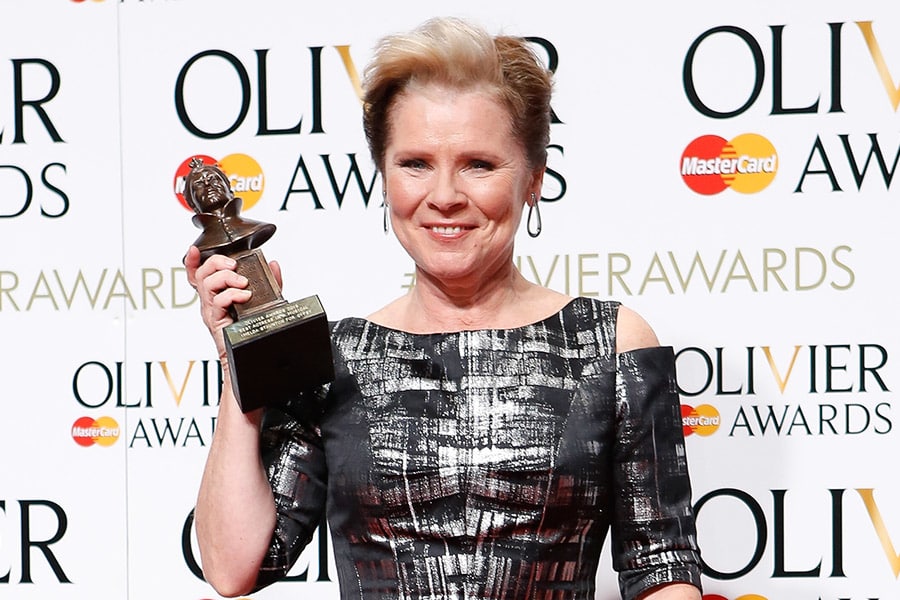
[223,295,334,413]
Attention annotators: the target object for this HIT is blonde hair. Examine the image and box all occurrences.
[362,17,553,171]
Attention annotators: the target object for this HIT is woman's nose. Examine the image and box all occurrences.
[426,172,466,212]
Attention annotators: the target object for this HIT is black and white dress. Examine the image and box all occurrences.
[255,297,702,600]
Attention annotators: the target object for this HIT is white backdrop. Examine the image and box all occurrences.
[1,1,898,599]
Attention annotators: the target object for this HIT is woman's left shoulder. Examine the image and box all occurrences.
[614,304,661,353]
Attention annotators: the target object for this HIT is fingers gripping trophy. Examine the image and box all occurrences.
[184,157,334,412]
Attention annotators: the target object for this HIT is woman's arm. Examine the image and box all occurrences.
[612,303,704,600]
[194,384,277,597]
[186,246,278,597]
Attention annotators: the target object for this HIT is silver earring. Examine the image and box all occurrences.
[527,193,542,238]
[382,189,389,234]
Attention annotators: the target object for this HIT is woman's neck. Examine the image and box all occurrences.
[371,264,570,334]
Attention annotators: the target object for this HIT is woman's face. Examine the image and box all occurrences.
[383,83,542,290]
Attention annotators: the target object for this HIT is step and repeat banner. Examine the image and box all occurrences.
[1,1,898,599]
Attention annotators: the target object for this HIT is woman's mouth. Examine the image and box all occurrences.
[431,225,463,235]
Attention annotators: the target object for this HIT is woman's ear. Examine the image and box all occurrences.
[529,166,545,201]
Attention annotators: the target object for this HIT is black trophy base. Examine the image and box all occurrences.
[223,295,334,413]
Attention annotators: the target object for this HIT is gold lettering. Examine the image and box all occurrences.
[668,250,726,292]
[577,253,599,297]
[607,253,631,296]
[857,488,900,578]
[26,271,59,310]
[55,269,107,309]
[762,248,788,291]
[171,267,198,309]
[830,245,855,290]
[795,247,827,291]
[142,268,165,309]
[334,45,363,103]
[762,346,802,393]
[525,255,560,288]
[402,270,416,291]
[103,269,137,310]
[0,271,21,311]
[722,250,757,292]
[158,361,196,408]
[857,22,900,111]
[639,252,674,294]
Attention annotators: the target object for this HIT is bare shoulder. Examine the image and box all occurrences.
[615,304,661,353]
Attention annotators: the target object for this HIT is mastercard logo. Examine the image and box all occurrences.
[71,416,120,447]
[705,595,768,600]
[173,153,265,211]
[681,134,777,195]
[681,404,721,437]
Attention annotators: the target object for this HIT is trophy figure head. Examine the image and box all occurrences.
[184,157,235,216]
[184,157,276,257]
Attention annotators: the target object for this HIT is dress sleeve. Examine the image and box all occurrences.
[252,387,330,591]
[611,346,703,599]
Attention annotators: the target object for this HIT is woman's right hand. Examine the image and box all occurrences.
[184,246,252,364]
[184,246,284,365]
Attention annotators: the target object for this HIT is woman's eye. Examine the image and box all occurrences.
[401,159,427,170]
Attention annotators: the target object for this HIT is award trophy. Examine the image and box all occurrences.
[184,157,334,412]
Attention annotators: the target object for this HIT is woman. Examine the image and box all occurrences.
[186,16,703,600]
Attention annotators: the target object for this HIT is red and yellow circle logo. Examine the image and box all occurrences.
[173,153,265,211]
[681,404,721,437]
[705,595,768,600]
[71,416,120,447]
[681,134,777,195]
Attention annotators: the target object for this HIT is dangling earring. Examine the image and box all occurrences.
[382,189,389,235]
[527,192,542,238]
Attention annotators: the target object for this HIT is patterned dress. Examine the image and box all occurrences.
[255,297,702,599]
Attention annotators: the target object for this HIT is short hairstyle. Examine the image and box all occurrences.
[362,17,553,172]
